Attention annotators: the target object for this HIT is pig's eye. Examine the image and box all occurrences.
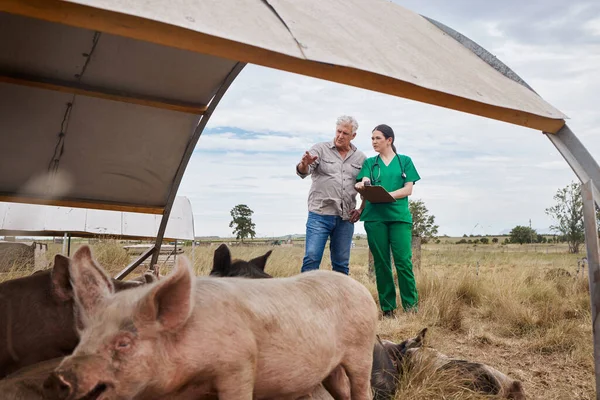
[115,337,132,351]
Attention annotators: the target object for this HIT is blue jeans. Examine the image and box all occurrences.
[301,211,355,275]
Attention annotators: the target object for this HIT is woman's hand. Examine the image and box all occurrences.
[355,178,371,191]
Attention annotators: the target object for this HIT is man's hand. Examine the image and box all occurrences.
[297,151,318,175]
[300,151,318,168]
[349,209,362,223]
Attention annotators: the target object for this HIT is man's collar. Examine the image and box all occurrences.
[329,140,356,152]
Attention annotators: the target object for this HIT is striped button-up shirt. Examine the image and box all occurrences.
[296,141,366,220]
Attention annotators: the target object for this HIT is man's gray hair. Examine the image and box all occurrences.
[336,115,359,134]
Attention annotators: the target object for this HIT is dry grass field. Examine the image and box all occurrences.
[0,239,594,399]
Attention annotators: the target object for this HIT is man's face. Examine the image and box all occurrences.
[334,123,356,150]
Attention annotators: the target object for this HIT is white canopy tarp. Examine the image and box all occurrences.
[2,0,567,130]
[0,196,194,241]
[0,0,568,213]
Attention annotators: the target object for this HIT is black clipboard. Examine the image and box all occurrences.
[358,185,395,204]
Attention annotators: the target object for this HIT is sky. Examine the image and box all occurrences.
[177,0,600,238]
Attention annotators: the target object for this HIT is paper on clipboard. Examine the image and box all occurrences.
[358,185,395,204]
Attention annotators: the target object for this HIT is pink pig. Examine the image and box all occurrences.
[43,245,378,400]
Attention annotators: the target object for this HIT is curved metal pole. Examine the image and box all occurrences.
[545,124,600,208]
[115,62,246,280]
[146,62,246,274]
[582,181,600,399]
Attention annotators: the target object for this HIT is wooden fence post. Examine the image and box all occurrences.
[368,249,375,278]
[412,236,422,269]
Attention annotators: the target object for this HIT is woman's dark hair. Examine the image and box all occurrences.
[373,124,396,153]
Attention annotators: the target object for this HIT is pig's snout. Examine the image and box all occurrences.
[43,370,110,400]
[43,371,74,400]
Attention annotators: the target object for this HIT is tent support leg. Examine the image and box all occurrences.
[581,181,600,399]
[62,232,67,255]
[150,62,246,268]
[115,245,156,280]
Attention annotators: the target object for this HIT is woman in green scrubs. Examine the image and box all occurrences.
[355,124,421,318]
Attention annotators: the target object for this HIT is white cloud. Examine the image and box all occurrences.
[583,17,600,36]
[197,132,312,153]
[482,21,505,38]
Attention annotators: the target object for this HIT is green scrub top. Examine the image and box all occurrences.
[356,154,420,223]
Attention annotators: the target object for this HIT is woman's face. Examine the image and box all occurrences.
[371,130,391,153]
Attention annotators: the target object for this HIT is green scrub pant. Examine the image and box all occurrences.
[364,220,418,312]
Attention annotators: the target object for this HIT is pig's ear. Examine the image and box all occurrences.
[411,328,427,349]
[211,243,232,274]
[50,254,73,302]
[249,250,272,271]
[135,255,194,332]
[69,245,115,322]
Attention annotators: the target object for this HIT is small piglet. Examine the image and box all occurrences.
[0,254,156,379]
[44,245,378,400]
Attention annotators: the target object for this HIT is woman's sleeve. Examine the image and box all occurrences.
[404,156,421,184]
[356,158,370,181]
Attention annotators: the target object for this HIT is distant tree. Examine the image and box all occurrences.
[229,204,256,242]
[536,234,547,244]
[463,234,468,238]
[409,199,439,243]
[509,225,537,245]
[545,182,584,253]
[479,237,489,244]
[456,239,467,244]
[491,237,499,244]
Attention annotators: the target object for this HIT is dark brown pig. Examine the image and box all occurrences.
[369,336,399,400]
[209,243,272,278]
[382,328,526,400]
[0,357,62,399]
[44,245,378,400]
[0,255,156,379]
